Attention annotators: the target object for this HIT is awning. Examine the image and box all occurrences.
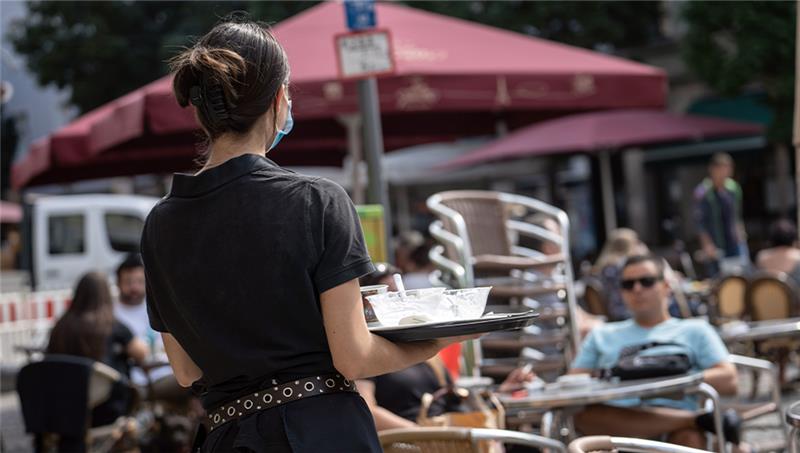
[13,2,667,189]
[442,109,764,169]
[0,201,22,224]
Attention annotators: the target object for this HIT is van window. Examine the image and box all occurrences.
[105,213,144,252]
[48,214,85,255]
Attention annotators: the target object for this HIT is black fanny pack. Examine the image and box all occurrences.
[607,341,692,381]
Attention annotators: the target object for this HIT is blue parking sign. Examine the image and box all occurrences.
[344,0,376,30]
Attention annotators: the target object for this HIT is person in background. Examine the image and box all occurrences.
[694,152,748,273]
[360,262,401,291]
[571,255,740,449]
[526,214,603,338]
[47,271,149,426]
[49,271,149,378]
[592,228,649,321]
[356,357,533,431]
[403,242,437,290]
[395,230,425,274]
[756,219,800,285]
[0,229,21,270]
[114,254,153,347]
[114,253,175,390]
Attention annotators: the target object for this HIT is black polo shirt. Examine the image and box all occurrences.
[141,154,374,409]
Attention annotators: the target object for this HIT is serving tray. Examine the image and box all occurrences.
[369,311,538,342]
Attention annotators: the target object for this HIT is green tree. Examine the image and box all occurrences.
[1,103,21,198]
[7,1,316,114]
[406,1,663,52]
[681,1,796,142]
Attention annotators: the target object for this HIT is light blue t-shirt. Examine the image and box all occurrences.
[571,318,729,410]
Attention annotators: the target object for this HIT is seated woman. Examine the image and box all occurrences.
[47,271,149,425]
[756,219,800,285]
[356,356,532,431]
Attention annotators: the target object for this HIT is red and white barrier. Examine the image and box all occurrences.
[0,289,72,365]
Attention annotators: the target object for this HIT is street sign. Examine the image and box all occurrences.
[344,0,376,30]
[335,29,395,79]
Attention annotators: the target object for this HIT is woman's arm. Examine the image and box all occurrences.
[321,278,477,381]
[161,333,203,387]
[356,379,417,431]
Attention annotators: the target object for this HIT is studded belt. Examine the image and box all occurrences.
[206,373,358,431]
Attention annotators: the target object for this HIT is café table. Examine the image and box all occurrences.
[787,400,800,453]
[498,372,728,453]
[719,317,800,344]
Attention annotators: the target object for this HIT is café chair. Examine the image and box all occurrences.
[709,275,748,324]
[786,400,799,453]
[724,354,788,450]
[746,272,799,320]
[427,190,581,371]
[380,427,567,453]
[745,272,800,387]
[427,191,569,289]
[568,436,710,453]
[17,354,136,453]
[581,278,609,319]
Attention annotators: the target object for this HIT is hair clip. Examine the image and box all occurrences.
[206,84,230,121]
[189,86,203,107]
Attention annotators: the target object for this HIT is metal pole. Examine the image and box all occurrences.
[795,0,800,241]
[358,77,394,262]
[337,114,364,204]
[598,150,617,234]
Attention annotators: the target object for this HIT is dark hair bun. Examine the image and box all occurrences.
[169,18,289,140]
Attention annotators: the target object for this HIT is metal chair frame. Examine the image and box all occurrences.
[786,400,800,453]
[427,191,580,358]
[568,435,711,453]
[380,426,567,453]
[727,354,789,447]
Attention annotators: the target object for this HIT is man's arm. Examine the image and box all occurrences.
[694,191,719,259]
[126,337,150,365]
[703,361,738,396]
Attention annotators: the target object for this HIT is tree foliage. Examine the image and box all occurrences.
[681,1,796,142]
[6,1,316,113]
[1,104,21,198]
[8,1,663,115]
[409,1,663,52]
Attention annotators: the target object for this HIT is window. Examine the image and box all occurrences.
[48,215,85,255]
[105,213,145,253]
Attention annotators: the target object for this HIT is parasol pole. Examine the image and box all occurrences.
[599,150,617,234]
[795,0,800,240]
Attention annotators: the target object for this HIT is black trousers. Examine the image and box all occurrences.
[199,393,381,453]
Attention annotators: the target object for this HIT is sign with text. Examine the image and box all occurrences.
[335,29,395,79]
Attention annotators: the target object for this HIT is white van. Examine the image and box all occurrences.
[19,194,159,290]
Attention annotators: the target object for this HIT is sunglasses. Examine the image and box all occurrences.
[620,276,662,290]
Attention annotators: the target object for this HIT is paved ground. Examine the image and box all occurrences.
[1,393,30,453]
[1,370,798,452]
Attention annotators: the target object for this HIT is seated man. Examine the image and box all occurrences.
[571,254,740,448]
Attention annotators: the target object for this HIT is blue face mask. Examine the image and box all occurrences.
[268,100,293,151]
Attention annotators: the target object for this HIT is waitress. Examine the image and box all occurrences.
[141,18,472,453]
